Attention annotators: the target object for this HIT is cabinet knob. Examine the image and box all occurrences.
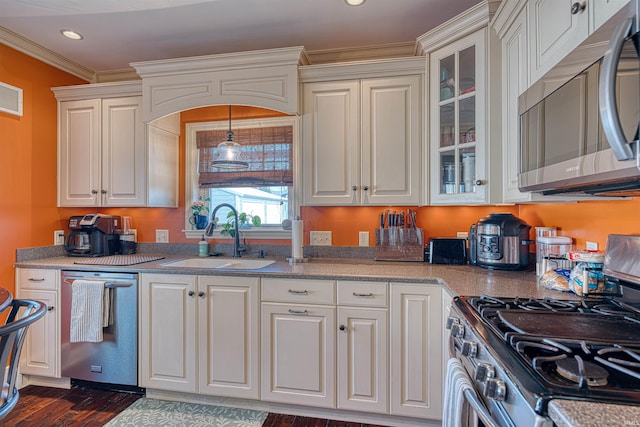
[91,189,98,195]
[570,2,586,14]
[362,186,369,191]
[475,179,485,186]
[47,306,54,312]
[352,185,358,192]
[101,190,107,194]
[339,325,346,331]
[198,291,205,298]
[188,291,195,297]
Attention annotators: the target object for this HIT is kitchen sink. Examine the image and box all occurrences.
[161,258,275,270]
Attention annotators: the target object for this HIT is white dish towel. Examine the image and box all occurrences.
[443,358,479,427]
[70,280,109,343]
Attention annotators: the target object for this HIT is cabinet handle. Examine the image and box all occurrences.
[101,190,107,194]
[353,292,374,297]
[339,325,346,331]
[351,185,358,192]
[28,278,46,282]
[188,291,195,297]
[47,306,54,312]
[362,186,369,191]
[570,2,586,14]
[198,291,205,298]
[288,309,308,316]
[475,179,485,186]
[91,189,98,195]
[288,289,308,295]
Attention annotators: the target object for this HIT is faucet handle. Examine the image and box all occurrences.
[204,221,216,236]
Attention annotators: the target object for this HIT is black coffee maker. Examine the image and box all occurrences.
[65,214,122,257]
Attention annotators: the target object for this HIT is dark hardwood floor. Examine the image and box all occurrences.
[2,385,391,427]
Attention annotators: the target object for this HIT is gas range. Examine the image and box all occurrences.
[446,235,640,426]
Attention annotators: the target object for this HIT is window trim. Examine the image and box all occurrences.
[184,116,300,240]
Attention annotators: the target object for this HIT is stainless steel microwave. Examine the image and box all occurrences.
[518,1,640,196]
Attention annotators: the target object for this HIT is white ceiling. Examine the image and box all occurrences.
[0,0,482,74]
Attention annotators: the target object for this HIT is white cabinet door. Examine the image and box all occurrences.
[147,121,179,207]
[198,276,260,399]
[261,303,336,408]
[139,273,197,393]
[303,81,360,205]
[529,0,588,85]
[430,30,489,205]
[16,269,60,379]
[390,283,442,419]
[362,76,421,205]
[337,307,388,414]
[101,97,146,206]
[58,99,101,207]
[592,0,631,30]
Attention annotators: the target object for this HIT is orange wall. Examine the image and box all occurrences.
[4,43,640,297]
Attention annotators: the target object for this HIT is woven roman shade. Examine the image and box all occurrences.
[197,126,293,188]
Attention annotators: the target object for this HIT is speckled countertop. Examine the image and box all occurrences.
[14,252,639,426]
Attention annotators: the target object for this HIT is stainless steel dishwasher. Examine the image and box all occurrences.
[61,271,138,387]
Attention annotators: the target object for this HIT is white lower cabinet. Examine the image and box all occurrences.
[16,268,60,379]
[390,283,443,419]
[198,275,260,399]
[261,278,336,408]
[139,273,197,392]
[337,280,388,414]
[140,273,259,398]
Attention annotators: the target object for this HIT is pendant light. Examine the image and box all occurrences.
[212,105,248,169]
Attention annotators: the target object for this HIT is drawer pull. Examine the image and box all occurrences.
[47,306,54,312]
[353,292,374,297]
[188,291,195,297]
[288,289,309,295]
[288,309,309,316]
[28,278,46,282]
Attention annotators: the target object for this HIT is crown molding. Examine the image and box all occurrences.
[491,0,528,39]
[0,26,95,82]
[306,41,417,64]
[51,80,142,101]
[415,0,501,55]
[299,56,425,82]
[94,68,141,83]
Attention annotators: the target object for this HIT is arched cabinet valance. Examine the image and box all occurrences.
[131,46,308,122]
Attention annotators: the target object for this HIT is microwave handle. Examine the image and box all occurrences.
[599,17,635,161]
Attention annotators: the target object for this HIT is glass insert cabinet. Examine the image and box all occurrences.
[429,30,487,204]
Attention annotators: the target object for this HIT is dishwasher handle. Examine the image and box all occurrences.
[64,279,134,288]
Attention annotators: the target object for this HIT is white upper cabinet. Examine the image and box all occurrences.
[301,59,423,206]
[53,82,178,207]
[418,1,502,205]
[529,0,630,86]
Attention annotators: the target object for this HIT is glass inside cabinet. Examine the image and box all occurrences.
[436,44,477,196]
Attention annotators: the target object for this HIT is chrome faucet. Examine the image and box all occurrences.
[205,203,242,258]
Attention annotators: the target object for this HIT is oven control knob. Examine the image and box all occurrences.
[474,363,495,382]
[484,378,506,401]
[461,340,478,358]
[451,323,465,338]
[445,316,459,330]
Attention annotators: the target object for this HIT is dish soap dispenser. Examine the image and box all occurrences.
[198,235,209,257]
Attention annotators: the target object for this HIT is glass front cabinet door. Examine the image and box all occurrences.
[429,30,487,204]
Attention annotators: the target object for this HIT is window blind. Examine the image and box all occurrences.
[197,125,293,188]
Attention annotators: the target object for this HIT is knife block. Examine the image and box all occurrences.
[375,228,424,261]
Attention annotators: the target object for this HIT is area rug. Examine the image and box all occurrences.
[104,398,267,427]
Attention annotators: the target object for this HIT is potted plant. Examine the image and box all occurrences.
[220,211,261,238]
[189,197,210,229]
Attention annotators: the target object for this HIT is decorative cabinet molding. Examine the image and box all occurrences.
[131,46,309,122]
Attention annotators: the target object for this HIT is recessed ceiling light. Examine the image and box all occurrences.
[345,0,366,5]
[60,29,83,40]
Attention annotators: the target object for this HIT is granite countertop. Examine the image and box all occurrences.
[15,254,561,299]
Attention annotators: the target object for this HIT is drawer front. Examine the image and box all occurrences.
[262,278,335,305]
[17,268,59,290]
[337,280,388,307]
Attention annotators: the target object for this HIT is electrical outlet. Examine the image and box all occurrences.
[359,231,369,247]
[586,241,598,251]
[457,231,469,239]
[310,231,332,246]
[54,230,65,245]
[155,229,169,243]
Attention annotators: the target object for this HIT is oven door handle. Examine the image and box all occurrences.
[463,389,499,427]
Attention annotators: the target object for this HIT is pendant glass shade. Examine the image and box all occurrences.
[212,106,248,169]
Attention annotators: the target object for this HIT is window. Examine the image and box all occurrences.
[185,116,299,239]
